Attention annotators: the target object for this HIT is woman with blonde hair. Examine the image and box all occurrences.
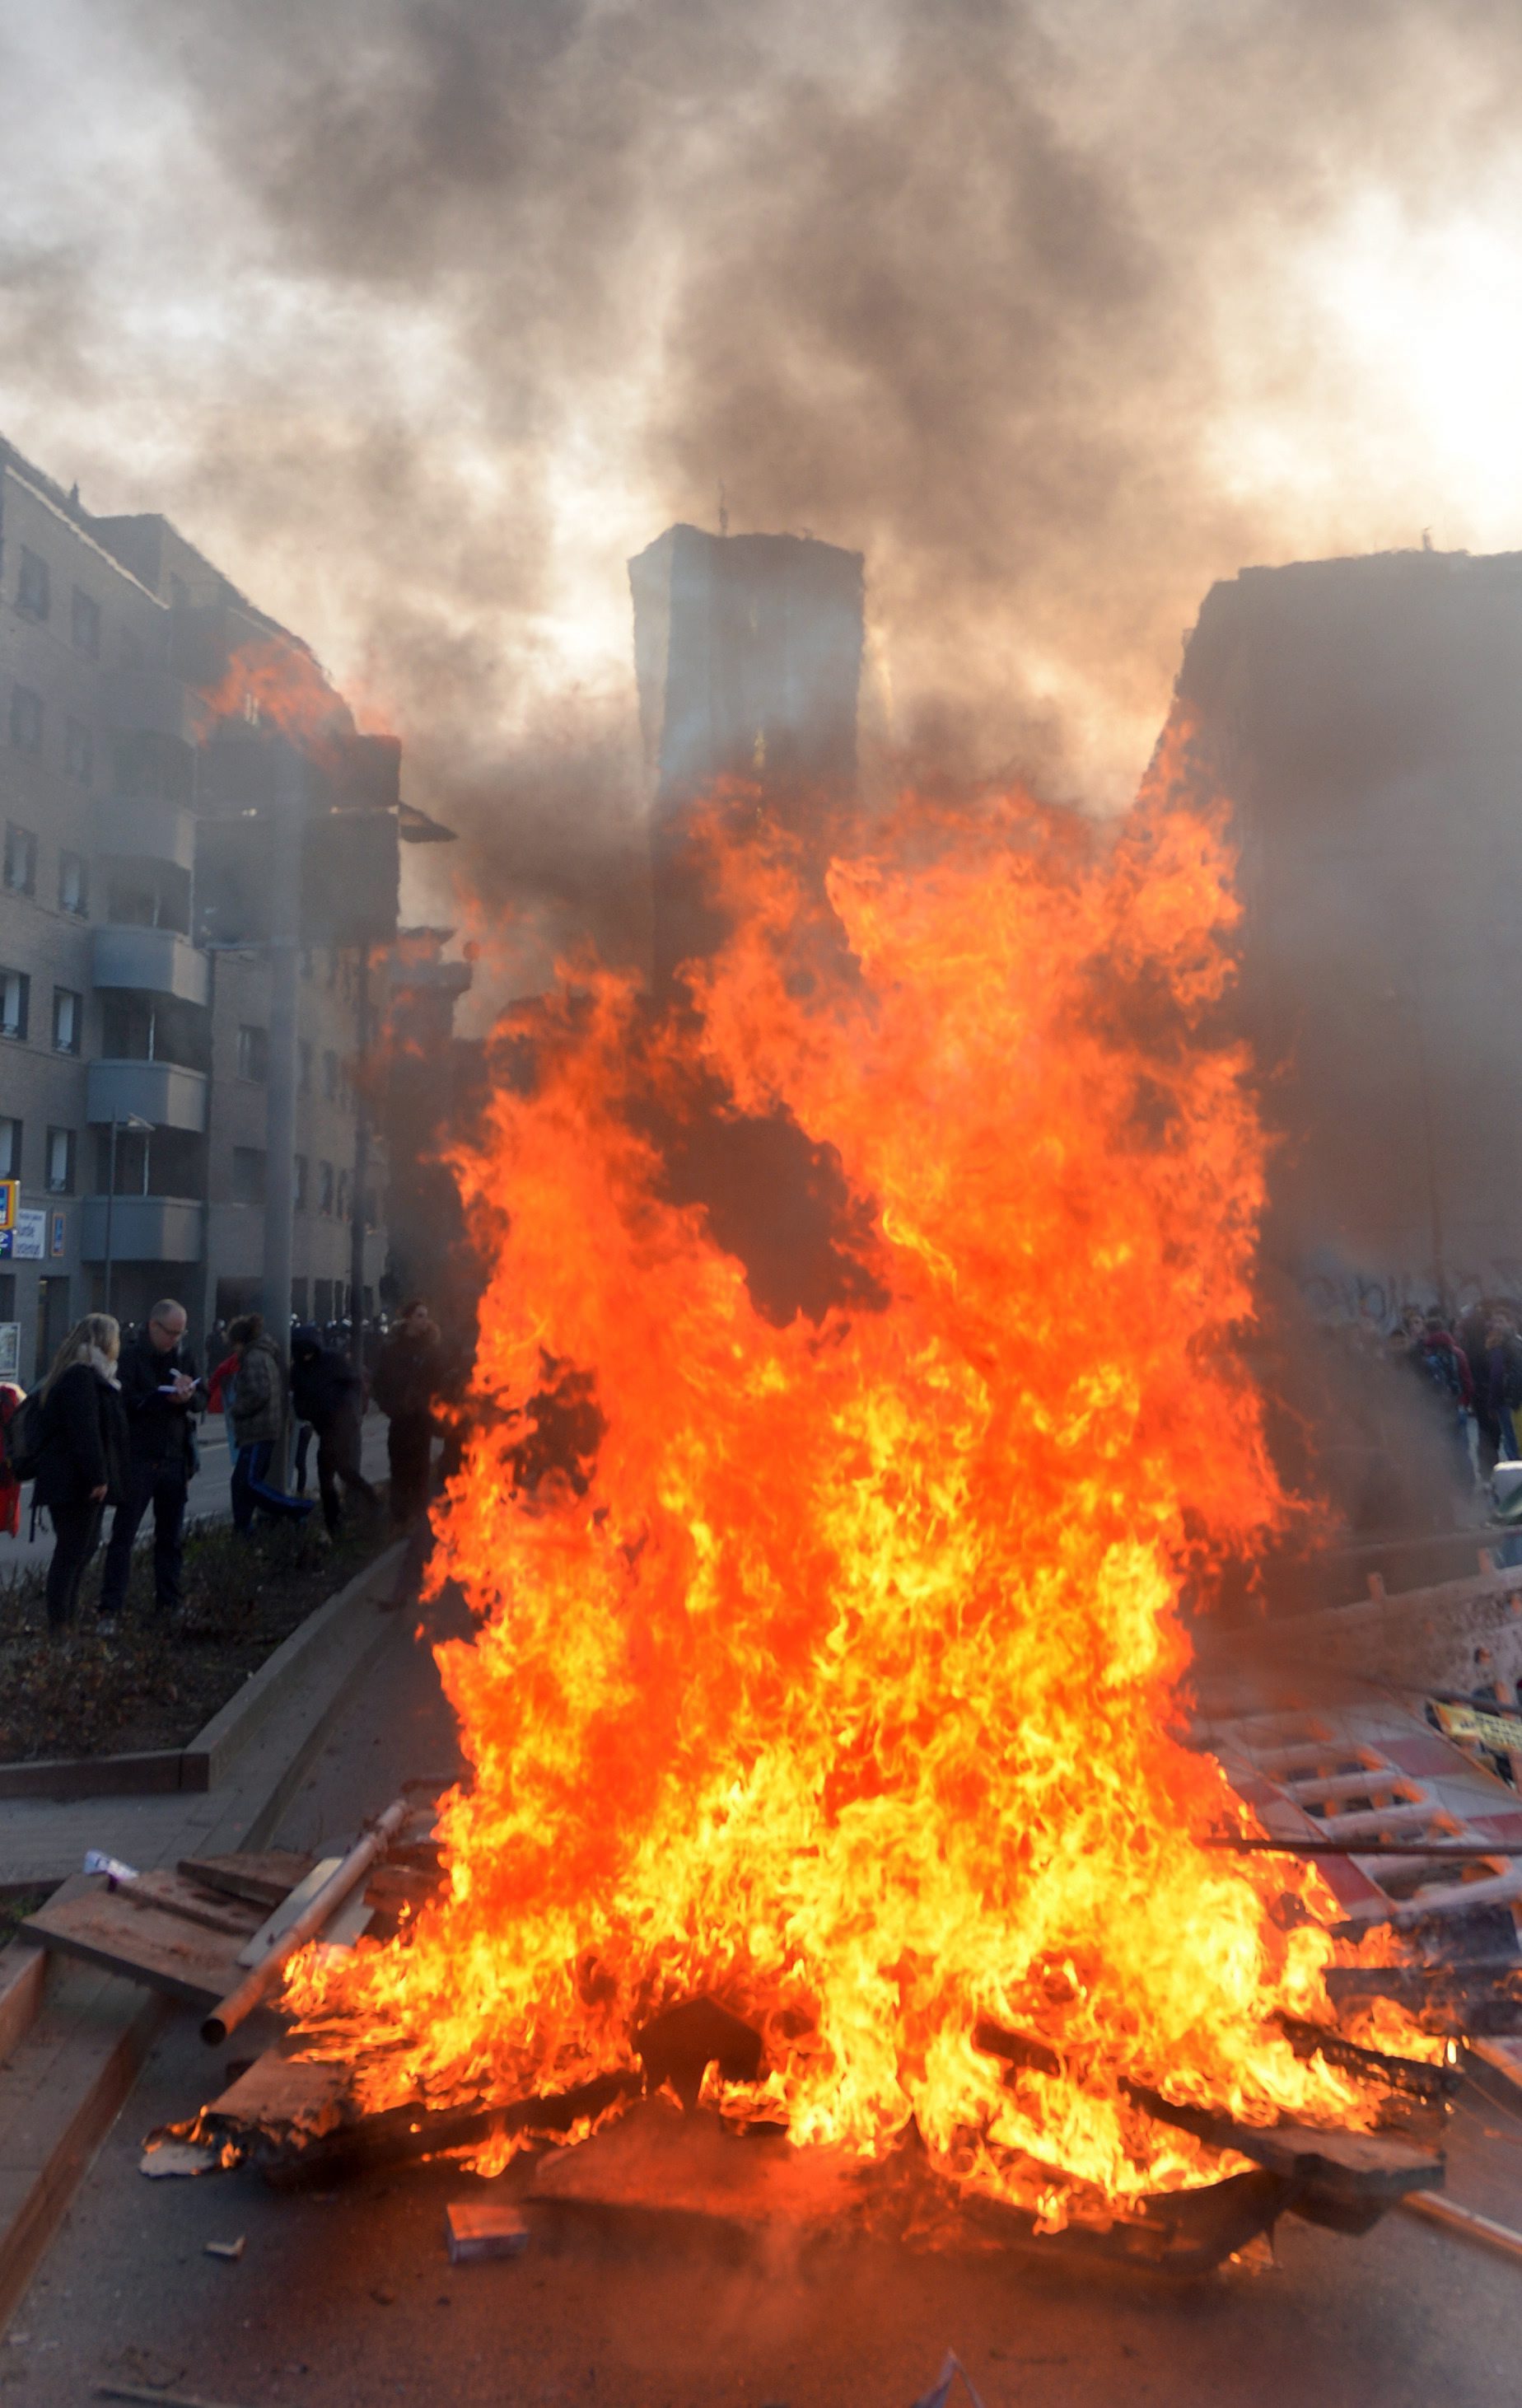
[32,1313,128,1633]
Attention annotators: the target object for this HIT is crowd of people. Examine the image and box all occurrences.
[0,1298,456,1637]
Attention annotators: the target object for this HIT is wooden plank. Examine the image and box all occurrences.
[205,2046,352,2139]
[113,1873,266,1942]
[177,1851,316,1910]
[1126,2083,1443,2200]
[21,1885,256,2009]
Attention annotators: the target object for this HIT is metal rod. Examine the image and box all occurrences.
[349,941,370,1368]
[1402,2188,1522,2264]
[103,1115,117,1319]
[261,743,303,1478]
[200,1796,408,2046]
[1201,1835,1522,1858]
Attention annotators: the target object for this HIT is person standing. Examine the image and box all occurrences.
[373,1299,444,1528]
[98,1298,201,1625]
[289,1324,379,1534]
[32,1313,128,1634]
[225,1314,313,1532]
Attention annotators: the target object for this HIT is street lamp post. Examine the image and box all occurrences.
[103,1112,156,1321]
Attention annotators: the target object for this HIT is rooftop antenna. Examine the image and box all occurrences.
[718,481,729,539]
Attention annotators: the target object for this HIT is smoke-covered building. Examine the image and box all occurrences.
[1168,545,1522,1315]
[628,524,865,982]
[0,433,390,1376]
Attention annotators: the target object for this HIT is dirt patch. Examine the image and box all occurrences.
[0,1514,395,1763]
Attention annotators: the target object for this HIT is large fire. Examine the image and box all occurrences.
[287,765,1378,2222]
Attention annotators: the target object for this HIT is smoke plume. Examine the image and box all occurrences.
[4,1,1522,991]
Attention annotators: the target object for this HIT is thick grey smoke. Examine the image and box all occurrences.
[4,0,1522,987]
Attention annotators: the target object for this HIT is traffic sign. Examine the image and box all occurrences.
[0,1180,16,1234]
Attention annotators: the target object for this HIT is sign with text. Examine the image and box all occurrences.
[0,1324,17,1381]
[49,1211,66,1258]
[0,1180,16,1234]
[0,1209,47,1262]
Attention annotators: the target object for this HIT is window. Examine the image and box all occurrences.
[319,1160,335,1217]
[8,687,41,755]
[322,1047,338,1101]
[231,1146,267,1207]
[52,989,81,1054]
[64,718,94,786]
[236,1024,268,1083]
[3,825,36,895]
[16,548,49,621]
[298,1039,313,1096]
[0,970,29,1040]
[58,849,87,915]
[0,1119,20,1179]
[295,1153,310,1211]
[337,1169,351,1222]
[45,1128,75,1195]
[71,587,100,659]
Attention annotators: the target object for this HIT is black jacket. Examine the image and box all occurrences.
[290,1330,364,1435]
[372,1327,443,1424]
[33,1362,129,1510]
[116,1329,202,1473]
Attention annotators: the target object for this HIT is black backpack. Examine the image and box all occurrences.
[2,1391,47,1483]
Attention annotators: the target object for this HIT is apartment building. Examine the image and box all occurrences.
[0,434,390,1380]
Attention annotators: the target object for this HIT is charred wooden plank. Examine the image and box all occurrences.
[255,2069,643,2189]
[1276,2012,1461,2104]
[177,1852,317,1909]
[22,1880,259,2008]
[1124,2081,1443,2233]
[971,2019,1062,2078]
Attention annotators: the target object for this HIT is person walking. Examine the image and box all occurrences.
[32,1313,128,1633]
[289,1324,379,1534]
[225,1314,312,1532]
[98,1298,202,1624]
[372,1299,444,1528]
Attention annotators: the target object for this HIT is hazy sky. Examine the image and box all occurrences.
[5,0,1522,976]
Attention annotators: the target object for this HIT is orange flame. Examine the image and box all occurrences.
[287,765,1382,2218]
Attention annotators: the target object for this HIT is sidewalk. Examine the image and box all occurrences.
[0,1536,421,2331]
[0,1410,393,1571]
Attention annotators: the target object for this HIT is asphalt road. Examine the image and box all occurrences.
[8,1611,1522,2408]
[0,1411,394,1570]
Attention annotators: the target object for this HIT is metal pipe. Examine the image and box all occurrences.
[261,743,303,1477]
[1402,2189,1522,2264]
[200,1795,408,2046]
[1200,1835,1522,1858]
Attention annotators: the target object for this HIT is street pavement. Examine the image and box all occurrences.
[0,1410,393,1570]
[7,1605,1522,2407]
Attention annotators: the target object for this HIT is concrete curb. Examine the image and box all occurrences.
[0,1540,414,2335]
[0,1540,406,1801]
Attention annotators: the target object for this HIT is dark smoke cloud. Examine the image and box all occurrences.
[4,0,1522,995]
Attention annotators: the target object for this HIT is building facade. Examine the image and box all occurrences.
[0,434,388,1378]
[1166,545,1522,1316]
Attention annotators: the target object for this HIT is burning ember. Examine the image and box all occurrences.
[287,767,1389,2225]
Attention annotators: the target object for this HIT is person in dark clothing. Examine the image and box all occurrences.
[226,1314,313,1532]
[32,1313,129,1633]
[98,1298,202,1623]
[372,1300,445,1528]
[289,1325,379,1534]
[1478,1310,1522,1474]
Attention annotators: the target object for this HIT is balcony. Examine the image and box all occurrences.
[103,668,203,747]
[80,1195,204,1265]
[92,926,211,1008]
[86,1059,208,1134]
[94,797,197,874]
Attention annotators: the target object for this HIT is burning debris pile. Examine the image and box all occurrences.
[43,772,1496,2274]
[255,772,1446,2247]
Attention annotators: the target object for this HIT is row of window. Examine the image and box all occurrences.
[237,1026,352,1106]
[15,547,102,660]
[0,1115,76,1193]
[231,1146,369,1220]
[0,970,83,1050]
[7,683,98,788]
[3,822,89,911]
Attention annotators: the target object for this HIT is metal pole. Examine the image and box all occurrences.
[261,744,303,1484]
[200,1795,409,2045]
[349,942,370,1372]
[104,1119,118,1319]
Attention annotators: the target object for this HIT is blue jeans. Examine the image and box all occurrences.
[231,1440,313,1532]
